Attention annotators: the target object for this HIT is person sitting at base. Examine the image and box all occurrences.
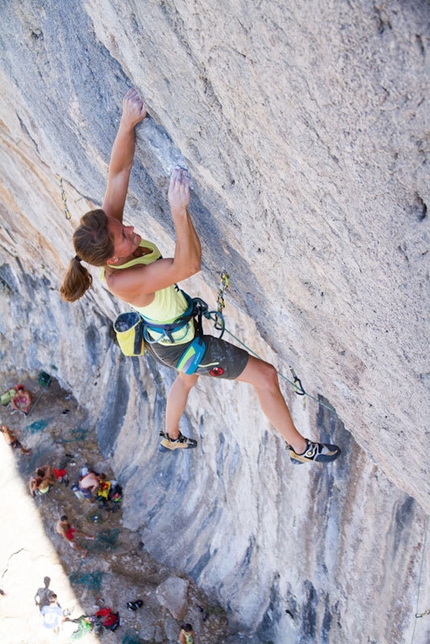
[11,385,32,415]
[29,465,55,497]
[0,424,31,455]
[56,515,95,557]
[59,88,341,465]
[79,471,102,499]
[179,623,198,644]
[64,614,94,640]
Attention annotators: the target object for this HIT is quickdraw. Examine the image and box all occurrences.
[193,296,225,339]
[289,366,306,396]
[56,174,71,220]
[415,609,430,618]
[215,270,229,331]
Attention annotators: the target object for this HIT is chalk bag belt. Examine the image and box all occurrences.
[139,292,225,374]
[142,291,199,344]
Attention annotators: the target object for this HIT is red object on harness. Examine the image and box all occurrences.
[210,366,224,376]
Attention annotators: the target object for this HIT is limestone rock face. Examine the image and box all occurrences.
[0,1,429,643]
[156,577,189,620]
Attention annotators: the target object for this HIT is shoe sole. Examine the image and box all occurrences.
[158,442,198,453]
[290,447,341,465]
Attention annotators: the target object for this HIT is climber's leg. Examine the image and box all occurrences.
[236,356,307,452]
[236,356,341,463]
[159,372,199,452]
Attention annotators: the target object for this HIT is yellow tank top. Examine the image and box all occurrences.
[181,631,195,644]
[102,240,195,345]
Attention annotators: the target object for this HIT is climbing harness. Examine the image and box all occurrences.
[114,290,199,357]
[114,291,224,374]
[175,335,206,374]
[115,268,337,413]
[142,292,202,345]
[56,174,71,220]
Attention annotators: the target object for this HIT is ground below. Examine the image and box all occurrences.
[0,373,234,644]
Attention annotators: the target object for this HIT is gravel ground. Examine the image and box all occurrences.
[0,374,232,644]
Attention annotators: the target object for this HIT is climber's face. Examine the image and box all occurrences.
[106,217,141,263]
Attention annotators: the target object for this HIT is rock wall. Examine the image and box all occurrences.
[0,1,429,642]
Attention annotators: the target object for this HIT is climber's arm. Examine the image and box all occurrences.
[107,169,201,307]
[102,88,147,222]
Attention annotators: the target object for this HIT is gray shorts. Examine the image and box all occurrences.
[145,334,249,380]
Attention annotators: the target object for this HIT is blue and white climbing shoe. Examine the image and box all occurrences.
[289,439,341,464]
[159,431,198,452]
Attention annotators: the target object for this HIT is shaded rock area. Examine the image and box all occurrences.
[0,374,231,643]
[0,1,429,643]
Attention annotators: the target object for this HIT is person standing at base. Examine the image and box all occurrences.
[56,515,94,557]
[40,594,64,633]
[60,88,340,465]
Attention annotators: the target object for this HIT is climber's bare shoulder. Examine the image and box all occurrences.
[105,265,155,308]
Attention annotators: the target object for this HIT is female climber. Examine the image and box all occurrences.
[60,88,340,464]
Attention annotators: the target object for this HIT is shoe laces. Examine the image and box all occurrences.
[175,432,189,444]
[160,431,187,443]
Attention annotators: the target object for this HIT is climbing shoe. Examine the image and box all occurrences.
[289,439,341,465]
[158,431,198,452]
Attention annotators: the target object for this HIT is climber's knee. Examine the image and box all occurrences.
[236,356,279,390]
[175,371,199,391]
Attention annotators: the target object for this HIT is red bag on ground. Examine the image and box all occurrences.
[94,608,120,631]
